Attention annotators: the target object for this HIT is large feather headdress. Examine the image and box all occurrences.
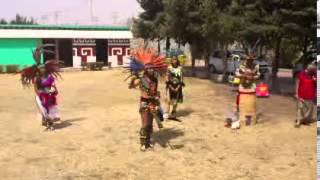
[245,39,260,60]
[19,44,62,87]
[124,47,167,79]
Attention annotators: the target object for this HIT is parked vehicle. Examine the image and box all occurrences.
[208,51,238,74]
[256,82,270,97]
[254,56,271,81]
[208,50,271,81]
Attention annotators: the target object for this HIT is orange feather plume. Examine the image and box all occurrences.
[130,47,167,70]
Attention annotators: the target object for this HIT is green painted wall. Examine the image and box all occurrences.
[0,39,42,68]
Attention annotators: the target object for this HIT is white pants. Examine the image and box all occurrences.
[47,105,60,120]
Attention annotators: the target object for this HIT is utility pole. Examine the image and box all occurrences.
[41,15,48,24]
[89,0,96,24]
[112,12,119,25]
[54,11,60,25]
[41,11,62,25]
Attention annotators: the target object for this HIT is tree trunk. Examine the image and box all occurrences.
[241,41,249,55]
[204,51,210,78]
[143,39,149,49]
[264,46,268,57]
[166,37,171,52]
[157,38,161,53]
[222,43,228,78]
[271,38,282,93]
[302,35,308,65]
[303,35,308,55]
[190,44,196,76]
[204,52,209,69]
[259,44,263,57]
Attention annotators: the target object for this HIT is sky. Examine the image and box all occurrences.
[0,0,143,25]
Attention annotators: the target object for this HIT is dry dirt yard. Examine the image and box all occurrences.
[0,70,316,180]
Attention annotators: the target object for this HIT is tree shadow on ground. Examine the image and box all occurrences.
[152,128,185,149]
[53,117,86,130]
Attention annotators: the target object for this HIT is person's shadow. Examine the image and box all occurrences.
[167,108,194,122]
[152,128,185,149]
[177,108,194,118]
[53,117,86,130]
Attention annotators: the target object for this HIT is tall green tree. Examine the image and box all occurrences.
[163,0,207,71]
[280,0,316,64]
[133,0,165,52]
[163,0,236,74]
[201,0,235,74]
[134,0,315,85]
[230,0,315,91]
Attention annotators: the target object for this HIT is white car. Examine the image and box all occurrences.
[208,50,271,80]
[208,50,241,74]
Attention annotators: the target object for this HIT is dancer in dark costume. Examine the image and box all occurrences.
[125,48,167,151]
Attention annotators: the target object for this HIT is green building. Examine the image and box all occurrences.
[0,24,132,71]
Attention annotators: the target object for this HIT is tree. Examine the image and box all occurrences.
[230,0,315,92]
[10,14,37,24]
[163,0,207,72]
[132,18,154,43]
[0,19,7,24]
[134,0,315,85]
[126,17,134,28]
[201,0,235,75]
[280,0,316,65]
[0,14,37,25]
[133,0,165,52]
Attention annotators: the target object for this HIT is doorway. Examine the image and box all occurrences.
[96,39,108,65]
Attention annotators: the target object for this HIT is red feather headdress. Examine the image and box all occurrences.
[124,47,167,81]
[125,47,167,74]
[19,44,62,87]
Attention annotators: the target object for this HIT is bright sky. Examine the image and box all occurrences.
[0,0,142,25]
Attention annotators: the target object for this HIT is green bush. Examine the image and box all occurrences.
[6,64,19,73]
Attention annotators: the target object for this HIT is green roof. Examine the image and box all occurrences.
[0,24,130,31]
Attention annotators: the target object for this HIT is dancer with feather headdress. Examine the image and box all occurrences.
[124,47,167,151]
[232,41,261,129]
[19,44,62,131]
[233,54,260,128]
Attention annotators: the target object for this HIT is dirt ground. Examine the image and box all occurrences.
[0,70,316,180]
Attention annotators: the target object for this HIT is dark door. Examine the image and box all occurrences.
[42,39,56,62]
[96,39,108,65]
[58,39,73,67]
